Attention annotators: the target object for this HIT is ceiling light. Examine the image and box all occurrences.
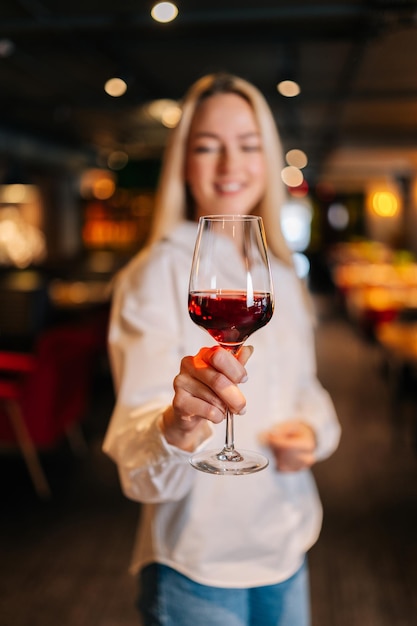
[277,80,301,97]
[281,166,304,187]
[161,104,182,128]
[286,149,308,169]
[371,191,399,218]
[147,99,181,126]
[151,2,179,23]
[104,77,128,97]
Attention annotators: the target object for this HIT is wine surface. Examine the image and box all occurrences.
[188,290,273,346]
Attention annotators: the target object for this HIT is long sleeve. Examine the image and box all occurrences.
[102,225,211,503]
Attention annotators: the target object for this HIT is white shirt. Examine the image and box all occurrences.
[103,220,341,588]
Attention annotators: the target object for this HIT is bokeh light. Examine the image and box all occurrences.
[104,77,127,97]
[281,165,304,187]
[107,151,129,170]
[151,2,179,23]
[328,203,350,230]
[281,199,313,252]
[371,191,399,217]
[293,252,311,279]
[277,80,301,97]
[286,149,308,169]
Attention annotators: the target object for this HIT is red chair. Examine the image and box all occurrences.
[0,323,103,498]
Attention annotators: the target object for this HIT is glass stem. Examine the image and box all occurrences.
[218,409,243,462]
[217,343,244,462]
[225,409,235,452]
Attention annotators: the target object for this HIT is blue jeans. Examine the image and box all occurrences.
[137,559,311,626]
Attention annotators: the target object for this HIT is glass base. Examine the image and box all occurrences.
[190,448,269,475]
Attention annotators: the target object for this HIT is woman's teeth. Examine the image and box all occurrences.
[217,183,242,192]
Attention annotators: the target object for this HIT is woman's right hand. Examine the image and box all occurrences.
[161,345,253,452]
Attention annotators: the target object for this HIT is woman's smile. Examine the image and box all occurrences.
[215,181,245,194]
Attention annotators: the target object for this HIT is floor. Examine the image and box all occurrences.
[1,294,416,626]
[309,298,417,626]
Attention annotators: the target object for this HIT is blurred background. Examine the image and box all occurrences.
[0,2,416,625]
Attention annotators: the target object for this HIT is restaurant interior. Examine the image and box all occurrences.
[1,1,417,625]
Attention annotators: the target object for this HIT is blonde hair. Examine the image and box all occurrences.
[148,73,293,266]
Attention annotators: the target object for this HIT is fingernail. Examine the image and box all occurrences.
[241,374,248,383]
[238,407,247,415]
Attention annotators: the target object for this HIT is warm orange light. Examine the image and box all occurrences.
[80,169,116,200]
[93,178,115,200]
[371,191,398,217]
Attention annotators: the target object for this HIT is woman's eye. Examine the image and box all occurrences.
[192,143,262,154]
[242,145,262,152]
[193,145,219,154]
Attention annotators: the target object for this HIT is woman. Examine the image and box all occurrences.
[103,73,341,626]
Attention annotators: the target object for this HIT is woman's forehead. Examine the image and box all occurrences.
[190,93,258,134]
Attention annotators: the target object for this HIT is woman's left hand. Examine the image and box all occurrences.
[262,421,317,472]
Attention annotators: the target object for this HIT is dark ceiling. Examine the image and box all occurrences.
[1,0,417,190]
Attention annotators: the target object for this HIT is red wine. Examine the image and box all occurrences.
[189,290,273,346]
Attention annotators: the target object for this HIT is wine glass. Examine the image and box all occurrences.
[188,215,274,475]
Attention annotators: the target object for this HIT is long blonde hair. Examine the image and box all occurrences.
[148,73,293,267]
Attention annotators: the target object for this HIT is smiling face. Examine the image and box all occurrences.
[185,92,267,219]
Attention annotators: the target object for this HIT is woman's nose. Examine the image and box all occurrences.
[218,147,239,172]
